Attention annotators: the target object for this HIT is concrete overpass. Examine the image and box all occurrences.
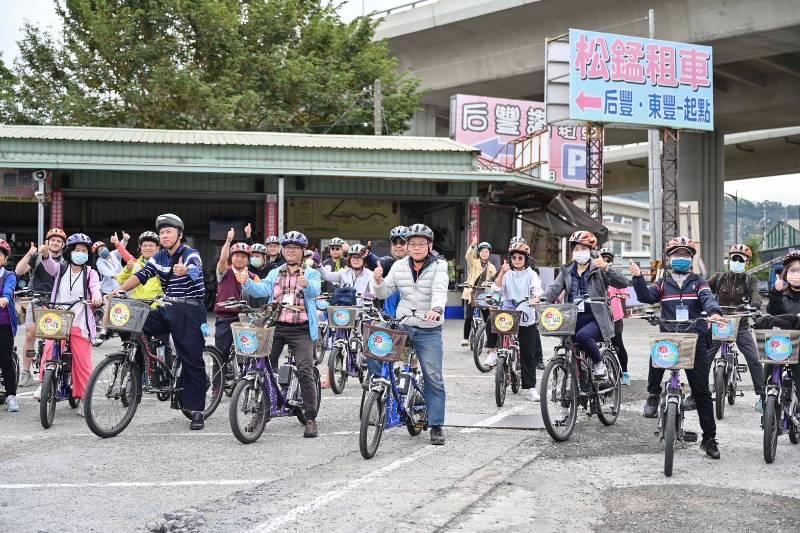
[377,0,800,272]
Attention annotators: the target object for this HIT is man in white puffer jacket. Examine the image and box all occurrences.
[374,223,449,446]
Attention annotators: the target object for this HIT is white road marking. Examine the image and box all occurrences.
[0,479,273,490]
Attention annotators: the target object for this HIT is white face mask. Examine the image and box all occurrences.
[572,250,591,265]
[729,261,746,274]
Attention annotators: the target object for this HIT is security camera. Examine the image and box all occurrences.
[33,170,47,181]
[34,191,45,201]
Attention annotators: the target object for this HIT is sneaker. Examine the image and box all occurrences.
[33,384,42,401]
[461,340,469,347]
[190,411,204,430]
[482,351,498,368]
[755,396,764,413]
[684,395,696,411]
[6,396,19,412]
[592,361,607,379]
[643,394,659,418]
[18,370,32,388]
[536,361,545,370]
[76,399,84,418]
[304,420,318,438]
[430,426,445,445]
[700,437,721,459]
[525,388,540,402]
[621,372,631,386]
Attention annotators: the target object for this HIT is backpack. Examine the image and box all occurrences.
[330,286,357,306]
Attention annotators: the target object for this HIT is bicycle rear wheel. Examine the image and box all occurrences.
[596,349,621,426]
[541,357,577,442]
[84,353,141,438]
[360,390,386,459]
[663,402,677,477]
[763,395,780,464]
[40,368,57,429]
[472,324,490,373]
[714,365,726,420]
[229,378,269,444]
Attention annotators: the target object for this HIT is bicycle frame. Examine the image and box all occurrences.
[766,364,797,434]
[244,354,301,418]
[370,349,424,430]
[43,337,73,402]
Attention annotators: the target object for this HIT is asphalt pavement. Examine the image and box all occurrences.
[1,317,799,532]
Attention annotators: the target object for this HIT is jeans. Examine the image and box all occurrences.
[707,318,764,396]
[268,323,318,420]
[575,313,603,364]
[404,325,446,427]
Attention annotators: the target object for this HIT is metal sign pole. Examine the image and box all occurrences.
[647,9,663,262]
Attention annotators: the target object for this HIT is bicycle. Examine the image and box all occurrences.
[458,282,494,373]
[16,289,48,375]
[485,297,522,407]
[359,313,427,459]
[710,304,759,419]
[33,297,90,428]
[640,311,714,476]
[83,295,225,438]
[537,297,622,443]
[326,295,381,394]
[228,302,322,444]
[753,326,800,464]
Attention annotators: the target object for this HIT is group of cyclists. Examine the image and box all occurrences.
[1,214,799,458]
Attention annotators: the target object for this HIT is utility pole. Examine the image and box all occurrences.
[646,9,662,261]
[373,79,383,136]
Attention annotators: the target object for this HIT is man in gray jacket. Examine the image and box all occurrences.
[374,223,449,445]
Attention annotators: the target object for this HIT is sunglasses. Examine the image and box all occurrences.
[329,246,341,251]
[511,254,526,260]
[730,256,746,263]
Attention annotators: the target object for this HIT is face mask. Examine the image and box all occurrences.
[99,249,111,259]
[572,250,591,265]
[787,272,800,287]
[71,252,89,266]
[729,261,745,274]
[671,257,692,273]
[250,257,263,268]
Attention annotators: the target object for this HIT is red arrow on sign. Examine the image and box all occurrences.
[575,90,602,111]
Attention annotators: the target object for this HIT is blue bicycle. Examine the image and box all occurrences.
[359,315,427,459]
[326,297,381,394]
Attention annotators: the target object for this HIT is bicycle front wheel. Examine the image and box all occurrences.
[328,345,348,394]
[472,324,490,373]
[229,378,269,444]
[359,390,386,460]
[541,357,577,442]
[84,353,141,438]
[714,365,726,420]
[763,395,780,464]
[40,368,58,429]
[494,355,508,407]
[596,349,621,426]
[663,402,677,477]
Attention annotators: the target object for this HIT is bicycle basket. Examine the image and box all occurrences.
[488,309,522,335]
[33,309,75,340]
[471,288,494,308]
[362,323,407,363]
[231,323,275,358]
[534,304,578,336]
[755,330,800,364]
[648,333,697,369]
[107,298,151,333]
[710,315,741,341]
[327,306,358,329]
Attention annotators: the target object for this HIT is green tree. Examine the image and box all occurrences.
[0,0,422,133]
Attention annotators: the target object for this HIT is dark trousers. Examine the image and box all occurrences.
[268,323,318,420]
[648,339,716,440]
[144,302,207,412]
[518,325,540,389]
[575,313,603,364]
[708,319,764,396]
[0,326,16,396]
[482,308,499,349]
[214,316,238,362]
[463,300,472,340]
[611,319,629,372]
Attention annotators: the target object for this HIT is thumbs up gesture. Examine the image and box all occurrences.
[374,263,384,284]
[235,270,249,285]
[628,259,642,277]
[226,228,235,242]
[297,269,308,288]
[173,255,188,277]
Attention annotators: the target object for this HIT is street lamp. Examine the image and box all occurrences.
[724,191,738,244]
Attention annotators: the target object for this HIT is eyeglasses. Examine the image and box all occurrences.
[408,242,428,249]
[511,254,526,260]
[788,268,800,275]
[329,246,341,251]
[391,240,406,246]
[284,245,302,252]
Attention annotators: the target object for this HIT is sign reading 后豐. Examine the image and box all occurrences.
[569,29,714,130]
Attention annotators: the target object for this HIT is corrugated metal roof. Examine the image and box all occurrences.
[0,125,479,152]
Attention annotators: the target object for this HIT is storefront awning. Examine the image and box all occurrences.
[519,194,608,243]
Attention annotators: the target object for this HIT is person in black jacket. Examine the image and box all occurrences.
[764,249,800,401]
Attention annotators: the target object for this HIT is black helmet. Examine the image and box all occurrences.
[138,231,159,246]
[155,213,184,232]
[407,223,434,242]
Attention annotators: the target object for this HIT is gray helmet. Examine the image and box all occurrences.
[407,223,434,242]
[250,243,267,255]
[264,236,280,245]
[509,236,527,247]
[329,237,345,247]
[389,226,409,242]
[477,241,492,252]
[138,231,159,246]
[155,213,184,232]
[599,247,614,260]
[348,244,367,256]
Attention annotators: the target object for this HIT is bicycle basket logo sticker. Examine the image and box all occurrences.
[712,321,734,338]
[367,331,394,357]
[235,330,260,355]
[109,303,131,327]
[765,335,793,361]
[37,312,63,336]
[540,307,563,331]
[651,340,681,367]
[494,312,515,332]
[332,309,352,327]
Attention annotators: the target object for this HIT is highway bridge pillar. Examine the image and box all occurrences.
[678,129,725,275]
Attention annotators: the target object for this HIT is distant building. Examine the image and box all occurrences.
[602,196,651,265]
[762,220,800,261]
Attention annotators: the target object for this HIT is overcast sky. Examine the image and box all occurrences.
[2,0,799,205]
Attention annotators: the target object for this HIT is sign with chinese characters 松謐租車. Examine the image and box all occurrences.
[568,28,713,130]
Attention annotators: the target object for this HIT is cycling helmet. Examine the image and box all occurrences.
[665,236,697,257]
[508,241,530,255]
[138,231,159,246]
[348,244,367,257]
[230,242,251,256]
[155,213,184,232]
[599,247,614,260]
[329,237,345,247]
[92,241,106,254]
[264,236,280,246]
[281,231,308,248]
[477,241,492,252]
[66,233,92,251]
[0,239,10,257]
[46,227,67,242]
[783,249,800,266]
[250,243,267,255]
[389,226,409,242]
[729,244,752,260]
[568,230,598,249]
[407,223,434,242]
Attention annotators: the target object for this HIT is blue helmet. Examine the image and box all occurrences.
[66,233,92,251]
[389,226,409,242]
[281,231,308,248]
[477,241,492,252]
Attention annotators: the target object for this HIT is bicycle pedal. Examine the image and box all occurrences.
[683,431,698,443]
[736,364,748,372]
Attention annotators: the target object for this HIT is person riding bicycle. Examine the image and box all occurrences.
[364,226,409,319]
[321,237,347,294]
[630,236,725,459]
[763,249,800,403]
[0,240,20,412]
[263,235,286,273]
[490,237,544,401]
[480,237,519,368]
[706,243,765,412]
[14,227,66,388]
[373,223,449,446]
[116,231,163,304]
[115,213,209,431]
[461,239,497,347]
[41,233,103,416]
[214,229,260,375]
[599,248,632,386]
[242,230,322,439]
[320,244,374,305]
[92,234,129,345]
[541,231,628,380]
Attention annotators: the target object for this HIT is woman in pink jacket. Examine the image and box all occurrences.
[600,249,631,386]
[38,233,102,415]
